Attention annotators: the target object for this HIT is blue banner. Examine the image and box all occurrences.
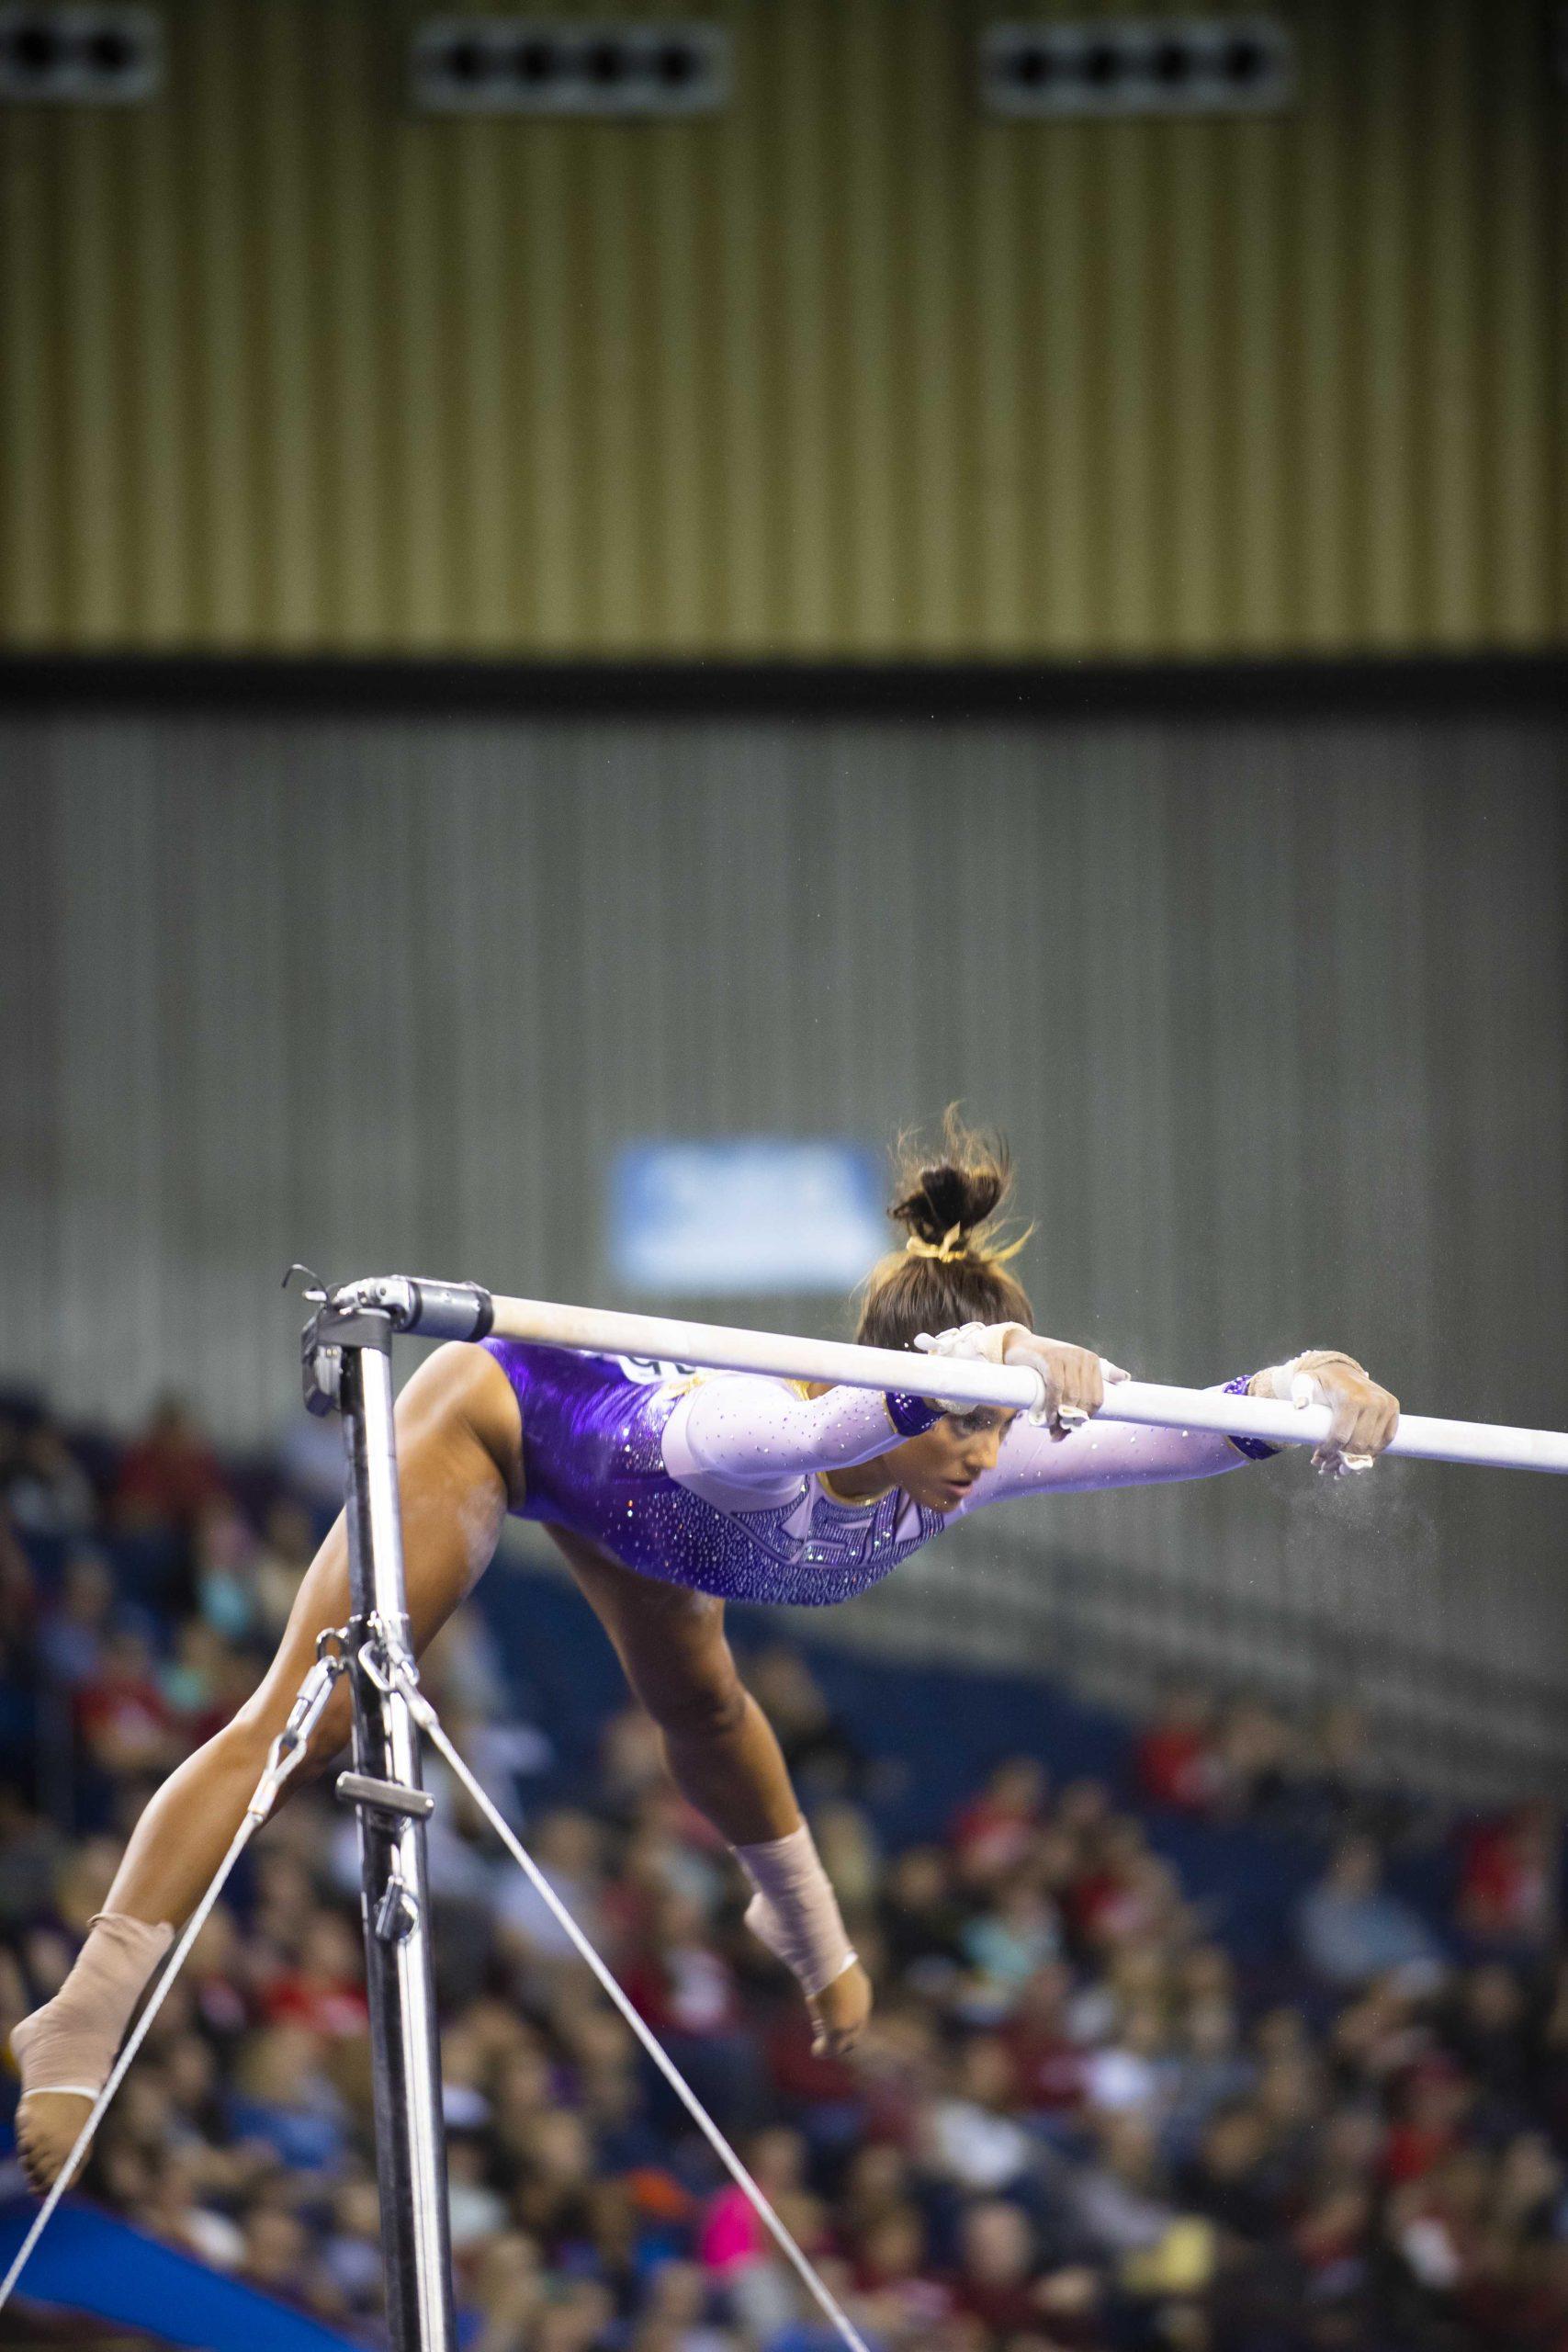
[0,2196,367,2350]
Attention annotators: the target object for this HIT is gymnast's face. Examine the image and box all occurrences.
[890,1406,1016,1511]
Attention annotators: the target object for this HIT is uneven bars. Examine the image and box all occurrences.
[336,1279,1568,1476]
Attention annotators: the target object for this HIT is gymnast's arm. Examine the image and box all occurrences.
[955,1341,1401,1506]
[662,1374,936,1506]
[959,1408,1260,1507]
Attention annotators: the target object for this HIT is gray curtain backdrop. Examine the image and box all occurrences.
[3,708,1563,1792]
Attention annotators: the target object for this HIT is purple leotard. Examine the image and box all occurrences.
[482,1340,1275,1609]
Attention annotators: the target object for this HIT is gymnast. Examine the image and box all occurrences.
[13,1119,1399,2190]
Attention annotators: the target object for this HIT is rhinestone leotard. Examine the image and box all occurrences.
[482,1340,1269,1608]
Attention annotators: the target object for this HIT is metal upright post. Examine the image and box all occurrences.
[322,1305,457,2352]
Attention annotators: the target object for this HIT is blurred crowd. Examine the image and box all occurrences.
[2,1385,1567,2352]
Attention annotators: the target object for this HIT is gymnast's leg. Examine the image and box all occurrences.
[11,1342,519,2192]
[548,1529,872,2056]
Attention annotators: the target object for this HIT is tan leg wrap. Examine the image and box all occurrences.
[735,1823,855,1999]
[11,1913,175,2101]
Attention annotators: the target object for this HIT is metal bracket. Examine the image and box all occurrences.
[373,1871,420,1944]
[336,1770,435,1821]
[286,1263,395,1417]
[287,1263,492,1416]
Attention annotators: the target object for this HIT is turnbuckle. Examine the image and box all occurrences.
[248,1631,350,1823]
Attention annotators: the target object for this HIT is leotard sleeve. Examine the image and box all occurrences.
[953,1377,1277,1514]
[662,1374,940,1510]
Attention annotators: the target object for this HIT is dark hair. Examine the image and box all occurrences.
[855,1111,1035,1353]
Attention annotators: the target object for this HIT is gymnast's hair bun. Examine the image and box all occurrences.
[859,1111,1032,1351]
[888,1111,1014,1255]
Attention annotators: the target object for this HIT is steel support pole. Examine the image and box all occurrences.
[339,1326,456,2352]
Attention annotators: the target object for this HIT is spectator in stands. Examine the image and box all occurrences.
[1211,1693,1297,1824]
[321,2171,389,2317]
[962,1865,1063,2010]
[494,1806,607,1966]
[74,1625,185,1787]
[1134,1684,1220,1814]
[1002,1961,1088,2125]
[1162,1995,1256,2165]
[809,1798,882,1924]
[39,1544,119,1689]
[925,2033,1038,2196]
[1298,1698,1408,1845]
[948,2199,1049,2336]
[1440,1962,1534,2124]
[261,1907,370,2040]
[113,1394,234,1536]
[0,1788,64,1928]
[0,1401,96,1541]
[878,1844,966,1981]
[626,1886,763,2129]
[1178,2100,1280,2243]
[250,1497,319,1641]
[1458,1801,1560,1951]
[951,1758,1049,1888]
[1295,1834,1449,1991]
[8,1374,1567,2352]
[190,1501,265,1648]
[747,1645,864,1801]
[226,2022,352,2173]
[1067,2109,1179,2261]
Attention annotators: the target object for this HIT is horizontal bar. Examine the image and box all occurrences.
[478,1292,1568,1477]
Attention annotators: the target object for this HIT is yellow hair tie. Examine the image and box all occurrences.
[904,1221,1035,1268]
[905,1224,966,1262]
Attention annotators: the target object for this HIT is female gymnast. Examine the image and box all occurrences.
[14,1121,1399,2189]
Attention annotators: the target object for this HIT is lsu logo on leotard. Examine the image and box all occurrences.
[615,1354,703,1391]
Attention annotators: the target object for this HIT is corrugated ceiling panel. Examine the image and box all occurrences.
[0,0,1561,656]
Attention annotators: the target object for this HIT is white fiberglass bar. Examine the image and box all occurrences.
[480,1293,1568,1477]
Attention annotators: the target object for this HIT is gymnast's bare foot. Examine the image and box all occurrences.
[15,2090,94,2195]
[807,1958,872,2059]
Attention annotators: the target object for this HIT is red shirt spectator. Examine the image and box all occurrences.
[1004,1962,1089,2114]
[74,1630,180,1777]
[1459,1806,1559,1947]
[1383,2059,1472,2185]
[950,1758,1048,1883]
[1134,1687,1219,1812]
[113,1397,234,1532]
[262,1914,371,2040]
[624,1891,742,2038]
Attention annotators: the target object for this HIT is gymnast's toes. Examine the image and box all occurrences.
[807,1957,873,2058]
[16,2092,94,2194]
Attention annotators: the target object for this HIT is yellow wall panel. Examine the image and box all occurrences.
[0,0,1561,658]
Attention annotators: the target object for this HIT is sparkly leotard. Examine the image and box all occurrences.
[482,1340,1272,1608]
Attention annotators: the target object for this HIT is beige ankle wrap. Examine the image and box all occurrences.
[11,1913,175,2101]
[735,1822,855,1999]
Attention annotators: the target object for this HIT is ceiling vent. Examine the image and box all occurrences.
[412,17,728,117]
[0,3,161,102]
[981,17,1294,118]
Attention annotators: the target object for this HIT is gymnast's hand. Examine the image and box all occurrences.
[916,1323,1128,1440]
[1251,1350,1400,1476]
